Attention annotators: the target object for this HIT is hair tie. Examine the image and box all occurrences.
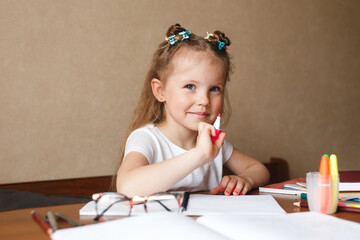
[218,41,225,50]
[205,32,226,50]
[165,29,191,45]
[179,29,191,40]
[165,35,177,45]
[204,32,214,40]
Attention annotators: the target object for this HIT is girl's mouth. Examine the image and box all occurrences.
[188,112,210,119]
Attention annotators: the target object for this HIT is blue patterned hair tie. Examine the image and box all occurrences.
[167,35,177,45]
[218,41,225,50]
[179,29,191,40]
[166,29,191,45]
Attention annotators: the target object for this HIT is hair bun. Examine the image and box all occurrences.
[166,24,187,38]
[206,30,231,48]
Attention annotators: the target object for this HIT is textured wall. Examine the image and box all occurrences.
[1,0,359,183]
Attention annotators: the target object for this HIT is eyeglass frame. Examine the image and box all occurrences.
[92,192,185,221]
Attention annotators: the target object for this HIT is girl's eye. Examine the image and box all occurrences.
[185,84,195,90]
[210,86,221,92]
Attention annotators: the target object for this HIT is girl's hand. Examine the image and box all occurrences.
[210,175,253,196]
[195,122,225,164]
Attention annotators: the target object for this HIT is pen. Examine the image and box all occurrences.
[179,191,190,213]
[31,210,53,235]
[293,201,360,213]
[46,211,59,231]
[55,213,82,227]
[318,154,331,213]
[211,114,221,143]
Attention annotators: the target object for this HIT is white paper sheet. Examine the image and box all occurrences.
[197,212,360,240]
[51,212,228,240]
[79,194,286,216]
[185,194,286,215]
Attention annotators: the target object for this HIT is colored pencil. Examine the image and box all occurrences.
[31,210,53,235]
[293,201,360,213]
[338,201,360,209]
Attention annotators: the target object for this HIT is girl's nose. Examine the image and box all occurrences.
[197,92,210,106]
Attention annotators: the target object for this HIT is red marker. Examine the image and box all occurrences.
[211,114,221,143]
[318,154,331,213]
[31,210,53,235]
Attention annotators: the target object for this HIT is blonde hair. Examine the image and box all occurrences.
[111,24,233,190]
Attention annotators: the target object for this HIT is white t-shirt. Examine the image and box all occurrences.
[123,124,234,192]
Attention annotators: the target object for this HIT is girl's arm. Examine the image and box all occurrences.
[210,149,270,196]
[117,149,204,197]
[117,122,226,197]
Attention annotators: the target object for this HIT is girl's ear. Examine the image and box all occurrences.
[151,78,166,102]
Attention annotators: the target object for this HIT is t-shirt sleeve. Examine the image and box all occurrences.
[123,129,155,164]
[222,139,234,164]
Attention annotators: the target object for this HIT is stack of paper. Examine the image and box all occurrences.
[79,194,286,216]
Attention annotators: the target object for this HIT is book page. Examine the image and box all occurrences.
[197,212,360,240]
[52,212,229,240]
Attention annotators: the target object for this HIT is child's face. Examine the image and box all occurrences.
[160,50,226,133]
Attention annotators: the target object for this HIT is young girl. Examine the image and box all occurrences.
[116,24,269,197]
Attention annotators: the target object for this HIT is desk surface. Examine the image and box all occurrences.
[0,191,359,240]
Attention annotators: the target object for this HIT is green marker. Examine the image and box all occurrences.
[300,193,307,199]
[296,193,307,199]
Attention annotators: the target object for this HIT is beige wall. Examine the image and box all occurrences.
[1,0,359,184]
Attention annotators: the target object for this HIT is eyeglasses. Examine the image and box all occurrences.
[92,192,185,221]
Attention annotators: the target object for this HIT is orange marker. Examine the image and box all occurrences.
[211,114,221,143]
[318,154,331,213]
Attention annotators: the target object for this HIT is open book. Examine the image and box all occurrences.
[52,211,360,240]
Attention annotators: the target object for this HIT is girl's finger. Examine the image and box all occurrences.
[209,185,221,195]
[224,178,237,196]
[214,132,226,148]
[240,182,252,195]
[233,181,245,196]
[220,176,231,190]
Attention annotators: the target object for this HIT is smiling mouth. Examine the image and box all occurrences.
[189,112,210,119]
